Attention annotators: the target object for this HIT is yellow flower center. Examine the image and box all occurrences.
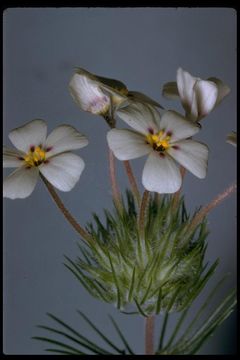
[146,130,171,152]
[24,146,46,167]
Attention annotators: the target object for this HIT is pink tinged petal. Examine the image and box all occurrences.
[176,68,198,115]
[3,146,25,168]
[168,140,209,179]
[8,119,47,153]
[107,129,151,160]
[100,85,127,105]
[162,81,180,100]
[207,77,230,106]
[160,111,200,142]
[3,166,39,199]
[45,125,88,157]
[142,151,181,194]
[192,80,218,120]
[69,73,110,114]
[39,153,85,192]
[116,102,160,135]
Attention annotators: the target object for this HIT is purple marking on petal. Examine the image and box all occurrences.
[167,130,172,136]
[148,127,154,134]
[46,146,53,152]
[30,145,35,152]
[172,145,180,150]
[159,153,165,158]
[18,156,24,161]
[44,160,49,164]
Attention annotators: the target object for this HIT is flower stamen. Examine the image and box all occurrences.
[146,130,171,152]
[24,146,46,167]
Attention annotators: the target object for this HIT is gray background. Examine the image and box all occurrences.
[3,8,236,355]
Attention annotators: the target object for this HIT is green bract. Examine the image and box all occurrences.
[65,191,216,316]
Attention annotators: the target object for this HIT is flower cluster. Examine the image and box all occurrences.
[3,67,231,199]
[4,67,236,354]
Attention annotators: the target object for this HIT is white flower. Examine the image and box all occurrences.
[3,119,88,199]
[162,68,230,122]
[69,67,162,118]
[226,131,237,147]
[107,102,209,194]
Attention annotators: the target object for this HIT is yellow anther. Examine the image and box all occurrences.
[152,134,159,142]
[24,146,46,167]
[160,140,169,149]
[145,130,171,152]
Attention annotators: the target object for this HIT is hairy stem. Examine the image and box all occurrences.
[145,316,155,355]
[40,173,92,243]
[108,148,123,214]
[188,182,236,232]
[123,160,141,207]
[138,190,150,239]
[171,166,186,210]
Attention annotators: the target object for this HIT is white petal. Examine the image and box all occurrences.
[142,151,181,194]
[100,85,127,108]
[107,129,151,160]
[207,77,230,106]
[45,125,88,157]
[159,111,200,142]
[116,102,160,135]
[192,80,218,120]
[3,146,24,168]
[162,81,180,99]
[3,166,39,199]
[69,73,110,115]
[39,153,85,192]
[168,140,209,179]
[176,68,198,115]
[79,68,128,108]
[8,119,47,153]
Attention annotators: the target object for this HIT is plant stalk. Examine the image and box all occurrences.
[145,316,155,355]
[188,182,236,232]
[171,166,186,210]
[40,173,92,243]
[108,148,123,214]
[123,160,141,207]
[138,190,150,239]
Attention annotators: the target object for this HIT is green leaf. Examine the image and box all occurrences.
[109,315,135,355]
[44,313,111,354]
[32,336,84,355]
[128,266,136,302]
[36,325,110,354]
[134,298,148,317]
[155,287,162,315]
[77,310,125,354]
[107,250,122,309]
[158,312,169,351]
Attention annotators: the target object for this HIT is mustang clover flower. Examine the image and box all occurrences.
[3,119,88,199]
[69,67,161,122]
[162,67,230,122]
[107,102,208,194]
